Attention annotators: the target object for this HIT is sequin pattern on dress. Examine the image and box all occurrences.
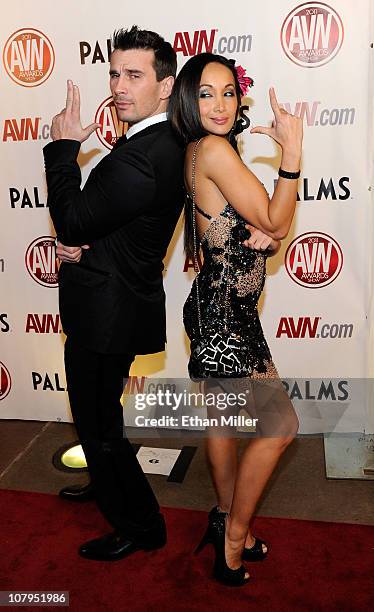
[183,202,278,379]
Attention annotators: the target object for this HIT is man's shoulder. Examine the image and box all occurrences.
[109,121,184,179]
[129,121,183,155]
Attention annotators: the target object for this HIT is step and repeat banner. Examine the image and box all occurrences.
[0,1,373,433]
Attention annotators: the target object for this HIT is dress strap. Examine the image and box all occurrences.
[195,202,212,220]
[191,139,203,333]
[186,192,212,220]
[191,139,212,221]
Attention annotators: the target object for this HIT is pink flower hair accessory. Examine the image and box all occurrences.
[235,64,254,97]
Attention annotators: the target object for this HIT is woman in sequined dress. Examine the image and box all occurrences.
[169,53,302,586]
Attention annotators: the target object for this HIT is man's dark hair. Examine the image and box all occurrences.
[112,26,177,80]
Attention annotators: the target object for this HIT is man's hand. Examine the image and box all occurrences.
[243,224,281,255]
[51,79,100,142]
[56,241,90,263]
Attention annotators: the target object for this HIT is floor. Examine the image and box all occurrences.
[0,419,373,525]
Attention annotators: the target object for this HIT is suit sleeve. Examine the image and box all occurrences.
[43,139,156,245]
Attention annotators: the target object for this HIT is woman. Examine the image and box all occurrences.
[169,53,302,586]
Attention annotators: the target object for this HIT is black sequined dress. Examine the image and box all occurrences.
[183,198,278,379]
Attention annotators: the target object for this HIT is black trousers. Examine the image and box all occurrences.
[64,336,160,535]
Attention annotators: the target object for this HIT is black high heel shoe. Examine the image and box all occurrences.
[195,508,249,586]
[242,537,268,562]
[206,507,269,562]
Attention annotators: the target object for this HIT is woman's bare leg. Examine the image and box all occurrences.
[205,437,238,512]
[205,434,271,553]
[224,435,294,568]
[204,380,298,570]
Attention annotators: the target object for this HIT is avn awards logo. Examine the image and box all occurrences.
[0,361,11,401]
[285,232,343,288]
[281,3,344,67]
[3,28,55,86]
[25,236,59,288]
[95,97,127,150]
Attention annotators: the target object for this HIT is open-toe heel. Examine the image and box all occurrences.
[242,537,269,562]
[214,558,250,587]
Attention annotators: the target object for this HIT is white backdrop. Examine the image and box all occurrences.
[0,0,373,434]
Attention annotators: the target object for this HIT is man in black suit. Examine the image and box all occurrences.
[43,27,184,561]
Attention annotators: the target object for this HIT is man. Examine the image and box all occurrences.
[43,26,184,561]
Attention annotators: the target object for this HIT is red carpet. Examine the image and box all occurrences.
[0,489,373,611]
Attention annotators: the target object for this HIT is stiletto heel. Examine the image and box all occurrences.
[195,506,226,554]
[194,527,213,554]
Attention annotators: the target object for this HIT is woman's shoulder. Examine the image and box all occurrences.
[200,134,233,152]
[189,135,236,165]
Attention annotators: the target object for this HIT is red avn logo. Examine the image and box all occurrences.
[276,316,321,338]
[3,28,55,86]
[183,255,202,272]
[123,376,147,395]
[285,232,343,288]
[0,362,11,400]
[26,314,61,333]
[2,117,40,142]
[95,97,127,150]
[173,30,217,56]
[25,237,59,288]
[281,3,344,67]
[277,317,353,339]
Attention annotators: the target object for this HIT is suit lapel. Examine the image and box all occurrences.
[112,135,128,150]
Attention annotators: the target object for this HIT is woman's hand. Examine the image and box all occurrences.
[243,224,281,255]
[250,87,303,161]
[56,241,90,263]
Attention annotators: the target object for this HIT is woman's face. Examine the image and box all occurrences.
[198,62,238,136]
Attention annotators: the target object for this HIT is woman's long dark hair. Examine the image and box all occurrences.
[168,53,250,259]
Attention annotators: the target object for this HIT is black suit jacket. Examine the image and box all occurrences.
[43,121,184,354]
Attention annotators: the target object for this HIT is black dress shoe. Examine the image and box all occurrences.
[59,482,95,502]
[79,514,167,561]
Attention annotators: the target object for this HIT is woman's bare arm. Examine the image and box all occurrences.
[199,88,303,240]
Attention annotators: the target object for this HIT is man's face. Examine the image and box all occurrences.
[110,48,169,126]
